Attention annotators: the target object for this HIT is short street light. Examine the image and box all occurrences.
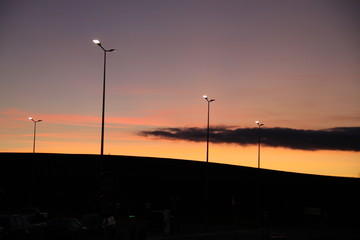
[28,117,42,153]
[255,121,265,235]
[203,95,215,228]
[92,39,116,155]
[203,95,215,163]
[255,121,264,169]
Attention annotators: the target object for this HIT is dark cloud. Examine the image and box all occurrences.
[140,126,360,152]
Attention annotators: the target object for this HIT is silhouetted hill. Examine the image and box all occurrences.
[0,153,359,228]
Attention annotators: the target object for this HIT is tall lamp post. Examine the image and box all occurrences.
[28,117,42,153]
[255,120,264,237]
[28,117,42,205]
[255,121,264,168]
[92,39,116,156]
[203,95,215,163]
[203,95,214,228]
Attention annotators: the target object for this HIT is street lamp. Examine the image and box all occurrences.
[28,117,42,153]
[255,120,265,236]
[203,95,215,228]
[203,95,215,163]
[255,121,264,168]
[92,39,116,155]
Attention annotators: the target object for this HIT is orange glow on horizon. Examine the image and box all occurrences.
[3,136,359,178]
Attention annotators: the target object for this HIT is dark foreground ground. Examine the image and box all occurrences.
[147,226,360,240]
[0,153,359,240]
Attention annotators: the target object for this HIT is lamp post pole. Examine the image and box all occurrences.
[255,120,264,238]
[203,95,214,228]
[28,117,42,153]
[28,117,42,205]
[93,39,116,156]
[203,95,215,163]
[256,121,264,169]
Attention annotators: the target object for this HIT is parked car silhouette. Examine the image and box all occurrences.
[19,207,47,238]
[0,215,29,240]
[80,214,103,237]
[80,214,116,239]
[19,207,48,223]
[43,218,87,240]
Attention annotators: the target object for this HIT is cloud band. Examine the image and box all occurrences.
[140,126,360,151]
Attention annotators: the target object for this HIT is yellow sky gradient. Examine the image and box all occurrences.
[2,111,359,178]
[4,138,359,178]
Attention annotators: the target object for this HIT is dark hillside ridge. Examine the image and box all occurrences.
[0,153,359,227]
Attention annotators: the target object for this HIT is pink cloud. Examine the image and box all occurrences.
[0,108,178,128]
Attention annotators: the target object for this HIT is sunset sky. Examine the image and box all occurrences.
[1,0,359,178]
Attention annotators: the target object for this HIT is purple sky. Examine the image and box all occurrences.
[1,0,359,177]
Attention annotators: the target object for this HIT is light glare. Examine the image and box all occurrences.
[93,39,101,44]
